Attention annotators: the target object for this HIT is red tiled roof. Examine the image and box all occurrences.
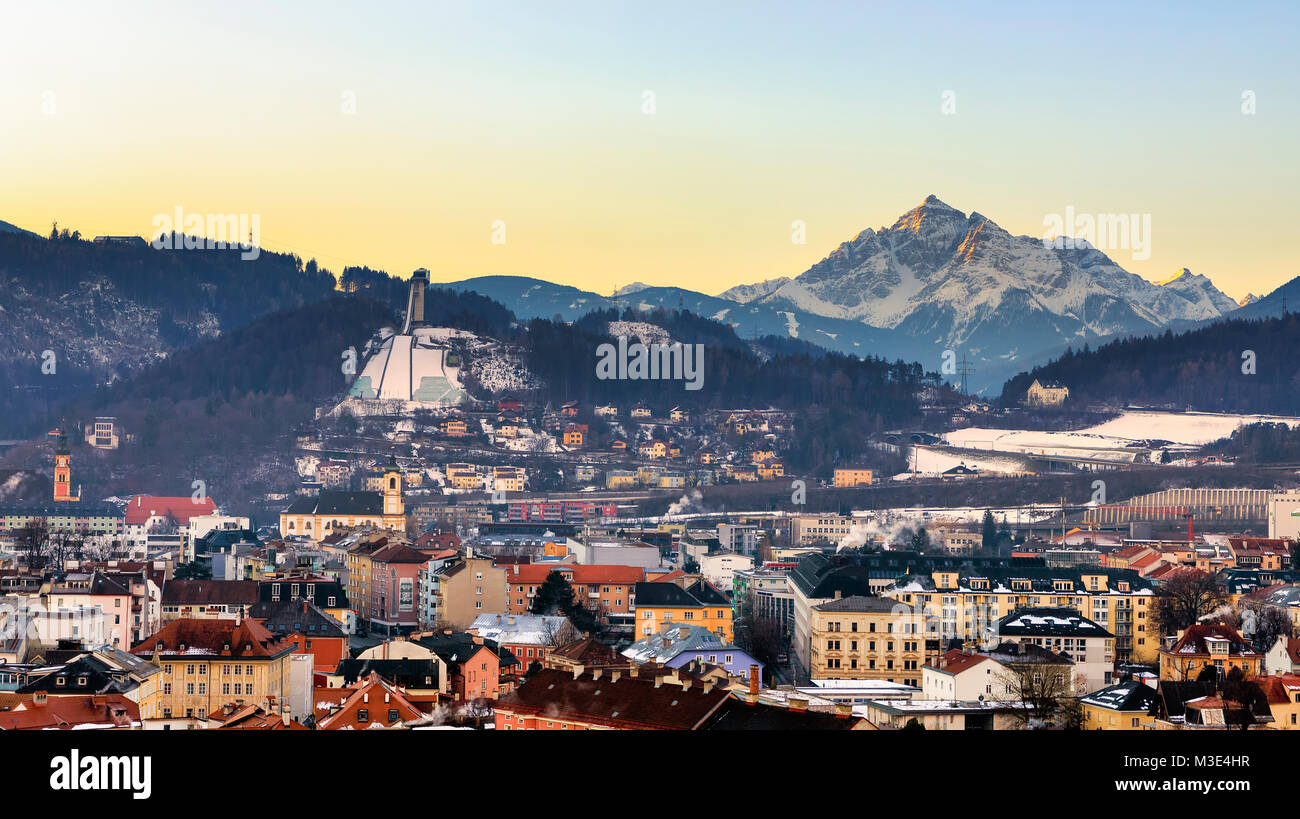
[3,695,138,729]
[214,703,309,730]
[315,673,425,730]
[925,649,990,675]
[501,564,646,585]
[496,667,731,730]
[1113,544,1153,560]
[1252,674,1300,705]
[161,579,261,605]
[370,543,432,565]
[1128,552,1164,571]
[1165,624,1257,657]
[131,617,295,659]
[124,495,216,526]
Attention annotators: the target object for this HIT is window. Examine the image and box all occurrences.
[357,709,369,723]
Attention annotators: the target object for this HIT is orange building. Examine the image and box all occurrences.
[1158,624,1262,681]
[832,467,874,488]
[504,564,645,621]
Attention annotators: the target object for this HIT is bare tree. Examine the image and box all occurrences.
[993,660,1074,728]
[1153,570,1226,636]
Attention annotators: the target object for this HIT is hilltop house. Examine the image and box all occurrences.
[1025,379,1069,407]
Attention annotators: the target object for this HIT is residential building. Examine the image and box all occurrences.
[160,579,260,624]
[503,563,643,623]
[468,613,572,671]
[832,467,874,488]
[313,672,426,729]
[789,514,855,547]
[986,607,1115,693]
[1158,624,1262,682]
[921,649,1008,701]
[809,595,927,686]
[634,580,732,640]
[1080,680,1157,730]
[430,557,508,630]
[130,618,296,724]
[622,623,761,681]
[1025,379,1069,407]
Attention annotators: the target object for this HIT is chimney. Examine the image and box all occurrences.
[835,702,852,719]
[788,696,808,712]
[832,590,842,600]
[591,668,603,680]
[610,669,622,683]
[33,692,48,705]
[748,664,760,697]
[654,675,664,688]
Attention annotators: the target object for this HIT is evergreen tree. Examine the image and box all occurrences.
[981,510,997,552]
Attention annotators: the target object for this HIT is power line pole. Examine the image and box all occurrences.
[956,355,976,398]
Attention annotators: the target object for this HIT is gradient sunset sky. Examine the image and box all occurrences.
[2,0,1296,301]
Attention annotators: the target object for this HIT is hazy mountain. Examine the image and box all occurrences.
[439,275,929,362]
[717,276,791,303]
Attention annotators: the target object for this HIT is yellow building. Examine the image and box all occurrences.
[1080,680,1157,730]
[1258,674,1300,729]
[808,595,929,686]
[833,467,874,488]
[757,462,784,480]
[885,570,1158,664]
[606,471,636,490]
[131,618,295,723]
[445,463,482,491]
[281,460,405,539]
[634,580,732,641]
[492,466,526,492]
[1026,379,1069,407]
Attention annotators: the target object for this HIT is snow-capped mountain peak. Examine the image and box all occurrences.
[717,276,791,303]
[612,282,653,297]
[734,195,1240,375]
[1156,268,1240,315]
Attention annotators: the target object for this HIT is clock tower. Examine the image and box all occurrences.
[53,428,79,502]
[382,455,404,518]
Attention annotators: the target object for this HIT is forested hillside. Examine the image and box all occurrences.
[1000,314,1300,414]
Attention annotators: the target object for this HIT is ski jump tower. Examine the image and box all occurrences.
[402,268,429,334]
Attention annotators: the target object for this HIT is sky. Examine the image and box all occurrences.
[1,0,1296,302]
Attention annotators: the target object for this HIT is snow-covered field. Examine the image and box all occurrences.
[901,446,1035,477]
[1079,410,1300,446]
[944,410,1300,458]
